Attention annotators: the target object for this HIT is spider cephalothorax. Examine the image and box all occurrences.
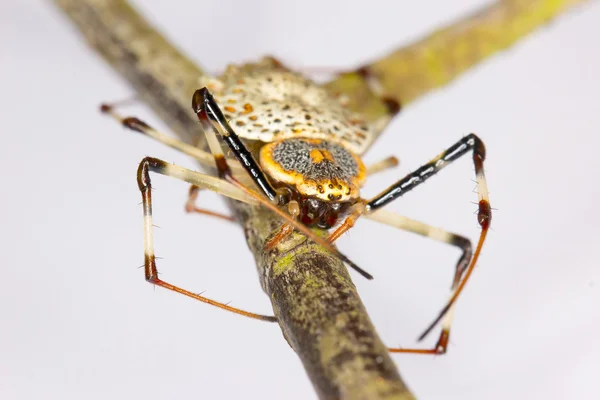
[260,138,366,228]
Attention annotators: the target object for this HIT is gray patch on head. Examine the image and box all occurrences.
[272,139,359,182]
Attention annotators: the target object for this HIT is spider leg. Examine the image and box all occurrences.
[100,101,245,174]
[365,209,472,354]
[366,133,491,354]
[192,87,279,201]
[185,185,235,222]
[366,155,399,177]
[193,87,374,280]
[367,134,489,211]
[101,101,243,222]
[136,156,276,322]
[327,203,366,244]
[265,201,300,250]
[265,223,294,251]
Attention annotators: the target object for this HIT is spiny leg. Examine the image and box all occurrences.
[192,87,374,280]
[185,185,235,222]
[367,134,489,212]
[100,101,245,175]
[101,101,244,220]
[365,209,472,354]
[136,156,275,322]
[367,133,492,354]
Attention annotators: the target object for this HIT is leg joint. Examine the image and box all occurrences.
[478,199,492,229]
[122,117,150,134]
[450,234,472,254]
[137,157,167,190]
[465,133,486,161]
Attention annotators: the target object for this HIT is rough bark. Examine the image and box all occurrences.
[326,0,590,134]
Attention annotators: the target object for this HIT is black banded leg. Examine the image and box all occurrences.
[192,87,279,201]
[367,133,492,354]
[365,209,472,354]
[192,88,373,281]
[185,185,235,222]
[136,156,275,322]
[100,102,245,174]
[367,134,489,212]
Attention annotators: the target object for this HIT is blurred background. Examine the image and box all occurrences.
[1,1,599,399]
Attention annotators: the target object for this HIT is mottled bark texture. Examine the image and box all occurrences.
[53,0,587,398]
[326,0,590,130]
[53,1,413,399]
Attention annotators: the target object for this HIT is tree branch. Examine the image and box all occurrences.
[52,1,587,397]
[325,0,589,134]
[53,1,414,399]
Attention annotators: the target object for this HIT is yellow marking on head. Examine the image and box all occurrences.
[310,149,324,163]
[310,149,333,164]
[310,149,334,164]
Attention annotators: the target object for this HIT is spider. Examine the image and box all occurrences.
[101,57,491,355]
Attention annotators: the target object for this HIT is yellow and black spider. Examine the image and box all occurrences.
[102,57,491,355]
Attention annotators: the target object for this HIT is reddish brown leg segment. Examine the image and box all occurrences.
[136,156,276,322]
[364,134,491,355]
[364,209,473,354]
[265,223,294,251]
[185,185,235,222]
[327,203,366,244]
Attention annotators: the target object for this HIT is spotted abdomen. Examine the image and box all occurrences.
[204,59,375,155]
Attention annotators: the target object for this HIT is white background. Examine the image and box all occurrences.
[2,1,599,399]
